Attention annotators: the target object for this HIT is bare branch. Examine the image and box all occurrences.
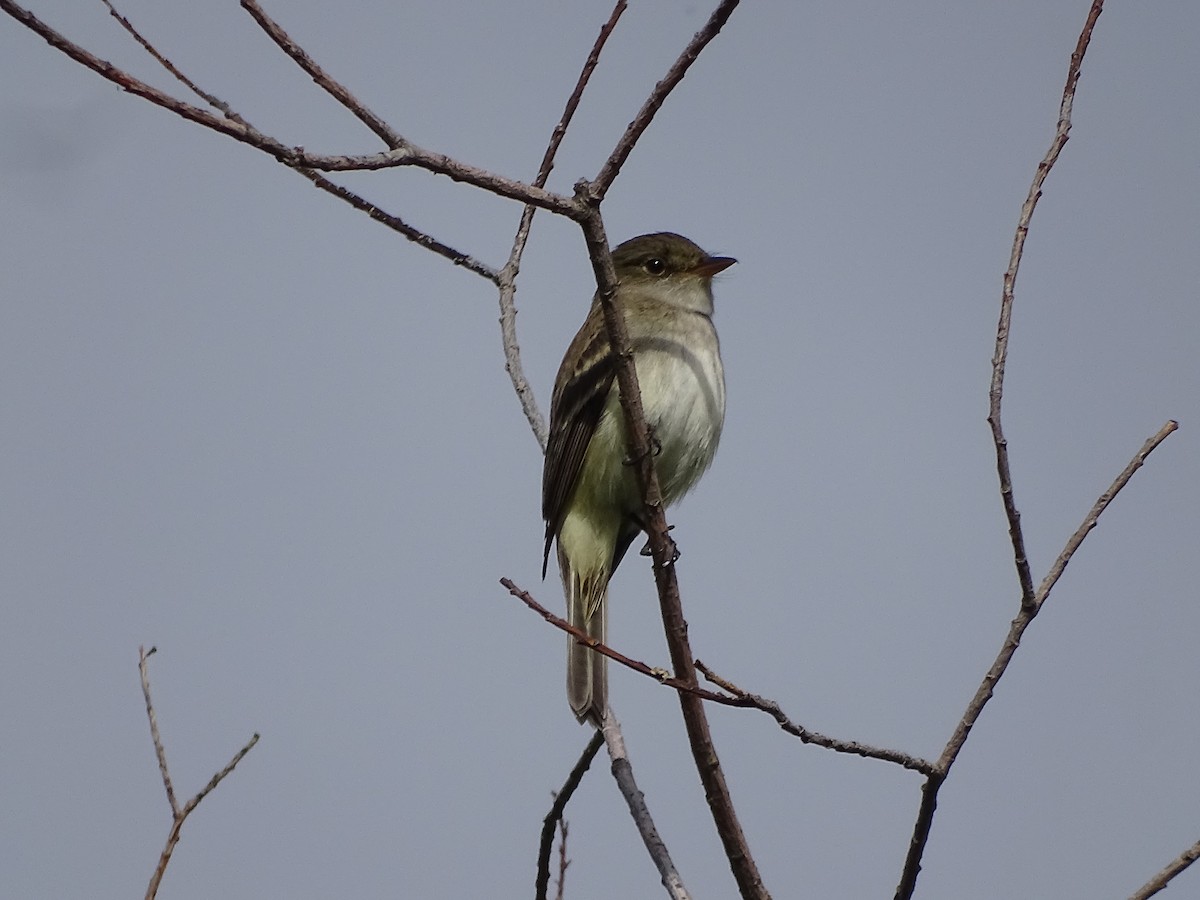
[590,0,740,198]
[536,731,603,900]
[240,0,403,148]
[533,0,629,197]
[0,1,577,215]
[138,648,259,900]
[1032,420,1178,610]
[502,577,934,772]
[988,0,1105,613]
[894,419,1176,898]
[571,205,768,899]
[298,169,499,281]
[893,774,943,900]
[82,0,499,280]
[500,0,629,450]
[530,688,688,900]
[139,646,177,816]
[100,0,247,125]
[602,711,692,900]
[936,420,1179,764]
[896,5,1115,897]
[501,577,738,704]
[554,820,569,900]
[177,733,261,819]
[695,661,936,775]
[1129,836,1200,900]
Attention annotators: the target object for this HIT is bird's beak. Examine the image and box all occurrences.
[692,255,737,277]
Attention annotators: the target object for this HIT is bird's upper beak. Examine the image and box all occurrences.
[692,255,737,277]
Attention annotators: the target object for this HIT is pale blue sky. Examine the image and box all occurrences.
[2,2,1198,898]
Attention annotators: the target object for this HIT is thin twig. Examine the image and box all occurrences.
[1031,420,1178,611]
[1128,836,1200,900]
[100,0,247,125]
[695,661,936,775]
[297,169,499,281]
[138,648,259,900]
[895,5,1108,897]
[536,731,604,900]
[589,0,740,199]
[940,421,1178,771]
[499,0,629,450]
[989,0,1105,614]
[602,710,692,900]
[240,0,403,149]
[92,0,497,281]
[893,422,1176,898]
[502,577,741,704]
[524,608,690,900]
[0,1,577,215]
[502,577,935,772]
[554,820,569,900]
[139,646,177,815]
[535,1,628,192]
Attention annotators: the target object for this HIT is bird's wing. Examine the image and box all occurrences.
[542,321,614,577]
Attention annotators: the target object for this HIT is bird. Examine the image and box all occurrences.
[542,231,734,725]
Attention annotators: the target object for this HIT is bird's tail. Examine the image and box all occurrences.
[562,546,608,727]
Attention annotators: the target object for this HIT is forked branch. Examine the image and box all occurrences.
[139,647,259,900]
[502,577,935,775]
[893,3,1186,896]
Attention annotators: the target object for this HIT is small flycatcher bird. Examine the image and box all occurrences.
[542,232,734,725]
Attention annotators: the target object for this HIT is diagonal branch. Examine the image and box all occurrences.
[936,420,1178,773]
[500,0,629,450]
[100,0,247,126]
[1128,835,1200,900]
[0,0,576,214]
[602,710,693,900]
[536,731,604,900]
[95,0,497,281]
[589,0,739,199]
[298,169,498,280]
[1031,419,1178,608]
[502,576,739,704]
[240,0,404,149]
[893,418,1176,900]
[529,649,693,900]
[502,577,935,774]
[695,660,936,775]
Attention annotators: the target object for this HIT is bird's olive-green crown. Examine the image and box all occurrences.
[611,232,735,284]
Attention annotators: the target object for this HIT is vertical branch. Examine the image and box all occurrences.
[989,0,1105,612]
[139,646,178,816]
[554,820,570,900]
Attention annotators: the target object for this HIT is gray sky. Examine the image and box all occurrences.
[3,2,1198,898]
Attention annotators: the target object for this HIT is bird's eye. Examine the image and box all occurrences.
[644,258,667,275]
